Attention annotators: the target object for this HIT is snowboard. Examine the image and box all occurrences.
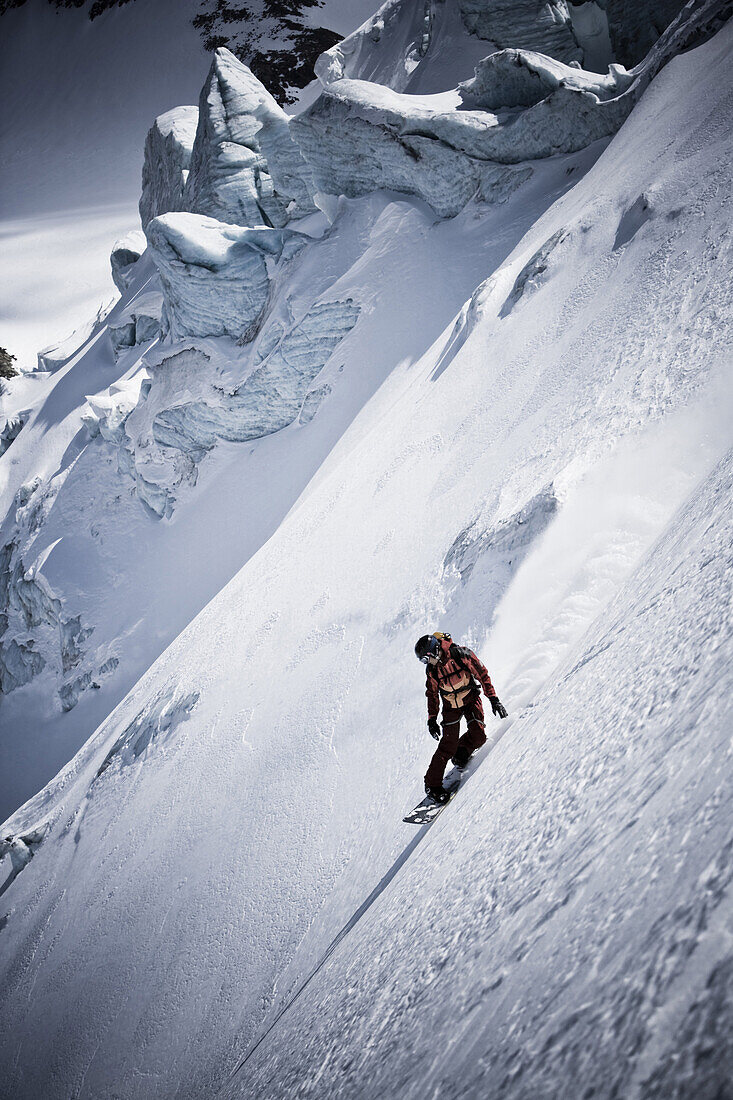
[403,769,462,825]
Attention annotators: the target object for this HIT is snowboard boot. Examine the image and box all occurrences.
[424,783,451,805]
[451,748,472,770]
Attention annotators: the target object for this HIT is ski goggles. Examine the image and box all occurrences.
[419,638,440,663]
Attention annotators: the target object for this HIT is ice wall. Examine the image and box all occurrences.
[458,0,583,61]
[603,0,688,65]
[317,0,586,94]
[145,212,286,341]
[0,525,115,711]
[152,299,360,454]
[293,0,731,217]
[183,48,316,229]
[139,106,199,230]
[110,230,148,293]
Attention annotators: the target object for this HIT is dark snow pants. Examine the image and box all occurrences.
[424,692,486,789]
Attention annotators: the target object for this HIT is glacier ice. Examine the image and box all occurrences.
[458,0,583,63]
[566,0,614,73]
[0,638,45,694]
[59,614,93,674]
[82,376,147,446]
[0,529,109,710]
[108,321,137,362]
[94,688,199,779]
[0,415,25,457]
[0,823,48,900]
[139,105,199,230]
[107,289,163,359]
[316,0,586,94]
[0,837,31,900]
[136,0,701,353]
[152,299,360,454]
[110,230,148,293]
[90,292,360,519]
[293,86,480,218]
[457,46,633,109]
[82,365,196,519]
[146,212,287,341]
[316,0,436,91]
[59,658,118,712]
[294,0,730,217]
[183,48,316,230]
[603,0,688,66]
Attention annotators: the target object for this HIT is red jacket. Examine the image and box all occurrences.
[426,638,497,718]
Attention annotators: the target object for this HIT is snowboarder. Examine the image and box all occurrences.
[415,632,507,804]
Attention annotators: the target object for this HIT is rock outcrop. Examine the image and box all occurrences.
[139,106,199,230]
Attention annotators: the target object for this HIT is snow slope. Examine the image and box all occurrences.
[0,144,594,821]
[0,5,731,1096]
[230,433,733,1100]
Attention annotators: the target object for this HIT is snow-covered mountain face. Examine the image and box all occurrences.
[1,1,732,1097]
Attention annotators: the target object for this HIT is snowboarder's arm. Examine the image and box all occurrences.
[425,671,440,718]
[464,648,497,699]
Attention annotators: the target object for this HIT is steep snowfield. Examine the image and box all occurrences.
[0,128,597,818]
[1,6,731,1100]
[232,440,733,1100]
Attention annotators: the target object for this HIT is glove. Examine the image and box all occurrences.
[490,697,508,719]
[427,717,441,740]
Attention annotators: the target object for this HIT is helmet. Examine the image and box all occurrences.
[415,634,440,663]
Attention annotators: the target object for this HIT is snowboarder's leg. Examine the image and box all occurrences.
[454,695,486,764]
[424,708,461,789]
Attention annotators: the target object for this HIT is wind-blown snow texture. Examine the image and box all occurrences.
[0,2,732,1098]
